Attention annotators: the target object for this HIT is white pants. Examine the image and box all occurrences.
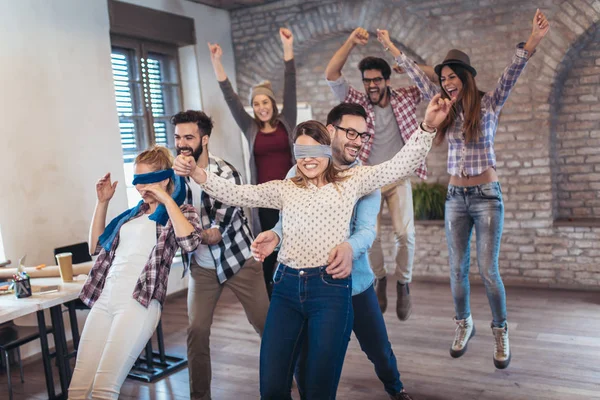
[68,276,161,400]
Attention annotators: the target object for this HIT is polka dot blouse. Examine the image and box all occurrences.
[202,127,435,269]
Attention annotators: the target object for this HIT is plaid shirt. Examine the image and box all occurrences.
[328,75,427,179]
[184,154,254,283]
[80,203,201,308]
[396,43,531,177]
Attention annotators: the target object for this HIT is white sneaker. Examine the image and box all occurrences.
[450,315,475,358]
[492,322,511,369]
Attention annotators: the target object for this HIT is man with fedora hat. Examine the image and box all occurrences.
[324,27,436,321]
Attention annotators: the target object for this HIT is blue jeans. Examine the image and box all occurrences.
[445,182,507,327]
[259,265,353,400]
[295,284,403,398]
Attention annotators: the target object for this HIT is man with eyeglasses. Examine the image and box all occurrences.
[251,102,413,400]
[324,27,434,321]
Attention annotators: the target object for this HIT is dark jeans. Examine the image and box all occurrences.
[260,265,353,400]
[296,284,403,398]
[258,207,280,297]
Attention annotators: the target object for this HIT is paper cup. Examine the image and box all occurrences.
[55,252,74,282]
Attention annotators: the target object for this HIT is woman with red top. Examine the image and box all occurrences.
[209,27,297,297]
[69,147,201,399]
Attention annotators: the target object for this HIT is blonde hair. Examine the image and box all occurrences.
[134,146,175,193]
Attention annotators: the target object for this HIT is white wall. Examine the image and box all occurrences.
[120,0,247,174]
[0,0,128,267]
[0,0,241,266]
[0,0,239,359]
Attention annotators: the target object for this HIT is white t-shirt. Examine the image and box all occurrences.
[108,214,157,280]
[187,177,221,269]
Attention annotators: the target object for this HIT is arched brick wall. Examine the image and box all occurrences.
[229,0,600,289]
[550,21,600,221]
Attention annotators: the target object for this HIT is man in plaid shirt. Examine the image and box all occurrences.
[325,27,435,321]
[171,110,269,400]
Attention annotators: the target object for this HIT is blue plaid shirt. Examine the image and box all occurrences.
[396,43,531,177]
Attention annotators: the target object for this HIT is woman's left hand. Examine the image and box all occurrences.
[531,9,550,40]
[141,184,171,204]
[279,27,293,47]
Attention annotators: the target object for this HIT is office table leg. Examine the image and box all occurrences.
[50,305,70,396]
[36,310,57,399]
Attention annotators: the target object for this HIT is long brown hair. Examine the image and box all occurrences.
[290,121,348,188]
[436,64,485,146]
[253,96,280,130]
[134,146,175,194]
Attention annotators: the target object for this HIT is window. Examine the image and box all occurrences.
[110,36,183,206]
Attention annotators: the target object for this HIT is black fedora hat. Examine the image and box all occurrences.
[434,49,477,77]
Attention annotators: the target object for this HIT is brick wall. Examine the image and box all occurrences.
[229,0,600,289]
[553,23,600,219]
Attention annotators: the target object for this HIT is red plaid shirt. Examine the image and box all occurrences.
[80,203,202,308]
[332,77,428,179]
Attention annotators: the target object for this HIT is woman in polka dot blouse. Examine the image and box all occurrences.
[173,94,452,399]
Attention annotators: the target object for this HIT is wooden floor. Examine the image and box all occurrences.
[2,281,600,399]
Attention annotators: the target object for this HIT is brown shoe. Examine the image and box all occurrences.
[375,277,388,313]
[396,282,412,321]
[389,389,414,400]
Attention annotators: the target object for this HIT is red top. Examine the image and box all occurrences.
[253,123,293,184]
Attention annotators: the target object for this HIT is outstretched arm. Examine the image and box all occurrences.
[354,94,453,196]
[174,155,283,210]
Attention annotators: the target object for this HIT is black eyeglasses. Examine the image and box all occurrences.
[362,77,384,85]
[334,125,371,143]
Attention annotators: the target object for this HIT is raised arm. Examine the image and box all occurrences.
[524,9,550,57]
[354,94,453,196]
[325,27,369,81]
[209,42,255,134]
[490,9,549,111]
[393,63,437,83]
[279,28,297,128]
[202,171,283,210]
[89,173,117,255]
[377,29,440,101]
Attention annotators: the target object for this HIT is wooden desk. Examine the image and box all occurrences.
[0,270,90,400]
[0,303,39,325]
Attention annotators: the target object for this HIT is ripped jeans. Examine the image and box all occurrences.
[445,182,507,327]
